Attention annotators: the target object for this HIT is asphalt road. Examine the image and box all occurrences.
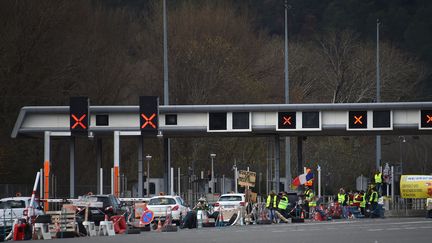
[49,218,432,243]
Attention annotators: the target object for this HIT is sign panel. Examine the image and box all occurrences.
[302,111,320,129]
[400,175,432,199]
[420,110,432,129]
[278,112,296,129]
[70,97,89,135]
[238,170,256,187]
[139,96,159,135]
[348,110,367,129]
[208,112,227,131]
[232,112,250,130]
[373,110,391,128]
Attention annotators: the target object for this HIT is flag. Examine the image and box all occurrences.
[292,172,314,187]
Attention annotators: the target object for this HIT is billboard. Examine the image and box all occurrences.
[400,175,432,199]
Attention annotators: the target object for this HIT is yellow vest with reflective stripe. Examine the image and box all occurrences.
[369,191,378,203]
[278,196,289,210]
[360,195,366,208]
[338,193,345,204]
[374,173,382,183]
[266,195,277,208]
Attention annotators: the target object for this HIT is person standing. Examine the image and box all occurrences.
[337,188,348,218]
[304,186,314,219]
[374,170,383,195]
[368,187,379,217]
[266,191,277,223]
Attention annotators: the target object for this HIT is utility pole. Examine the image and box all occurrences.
[284,0,292,192]
[376,19,382,171]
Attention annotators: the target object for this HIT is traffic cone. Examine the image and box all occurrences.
[300,211,305,219]
[156,219,162,232]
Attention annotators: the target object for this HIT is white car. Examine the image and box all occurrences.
[146,196,189,224]
[214,193,246,211]
[0,197,44,226]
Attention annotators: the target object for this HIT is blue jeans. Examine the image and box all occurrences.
[268,209,276,222]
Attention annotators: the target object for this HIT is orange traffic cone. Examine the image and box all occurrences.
[300,211,305,219]
[156,219,162,232]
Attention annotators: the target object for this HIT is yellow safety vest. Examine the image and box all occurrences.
[308,201,317,207]
[266,195,277,208]
[338,193,346,204]
[360,195,366,208]
[305,189,314,201]
[374,173,382,183]
[278,196,289,210]
[369,191,378,203]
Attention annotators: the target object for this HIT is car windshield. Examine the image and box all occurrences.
[0,200,26,209]
[218,196,242,202]
[149,198,177,205]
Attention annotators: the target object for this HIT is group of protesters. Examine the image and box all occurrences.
[265,171,384,222]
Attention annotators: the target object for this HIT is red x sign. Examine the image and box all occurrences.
[71,114,87,129]
[354,115,363,125]
[427,115,432,124]
[141,113,156,129]
[283,116,292,125]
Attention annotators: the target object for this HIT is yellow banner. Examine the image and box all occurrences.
[400,175,432,199]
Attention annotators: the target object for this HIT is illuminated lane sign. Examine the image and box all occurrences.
[348,111,367,129]
[70,97,89,135]
[278,112,296,129]
[139,96,159,135]
[420,110,432,129]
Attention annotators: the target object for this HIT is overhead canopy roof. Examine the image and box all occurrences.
[11,102,432,138]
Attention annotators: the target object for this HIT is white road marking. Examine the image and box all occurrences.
[368,229,384,231]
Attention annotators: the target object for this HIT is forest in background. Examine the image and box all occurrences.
[1,0,431,196]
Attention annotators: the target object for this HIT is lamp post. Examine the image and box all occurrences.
[210,153,216,193]
[399,136,406,175]
[146,155,152,197]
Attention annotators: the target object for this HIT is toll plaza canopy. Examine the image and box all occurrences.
[11,102,432,138]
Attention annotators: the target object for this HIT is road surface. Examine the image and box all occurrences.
[49,217,432,243]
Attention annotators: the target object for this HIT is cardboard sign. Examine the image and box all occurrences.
[238,170,256,187]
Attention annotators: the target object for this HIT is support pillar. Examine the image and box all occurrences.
[274,136,280,193]
[284,137,291,192]
[164,138,170,194]
[43,131,50,210]
[96,138,102,194]
[138,136,143,198]
[69,137,75,198]
[113,131,120,197]
[297,137,303,176]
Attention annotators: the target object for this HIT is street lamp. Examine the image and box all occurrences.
[210,153,216,193]
[145,155,152,197]
[399,136,406,175]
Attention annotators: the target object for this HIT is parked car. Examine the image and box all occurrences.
[0,196,45,235]
[146,196,189,224]
[213,193,246,211]
[0,197,44,224]
[85,194,125,217]
[75,194,126,225]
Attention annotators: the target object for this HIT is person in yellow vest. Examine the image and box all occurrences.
[337,188,348,218]
[374,171,383,195]
[359,191,367,216]
[308,195,317,219]
[304,186,314,219]
[266,191,277,223]
[277,192,289,221]
[368,187,379,217]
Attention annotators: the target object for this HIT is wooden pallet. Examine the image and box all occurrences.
[46,210,77,236]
